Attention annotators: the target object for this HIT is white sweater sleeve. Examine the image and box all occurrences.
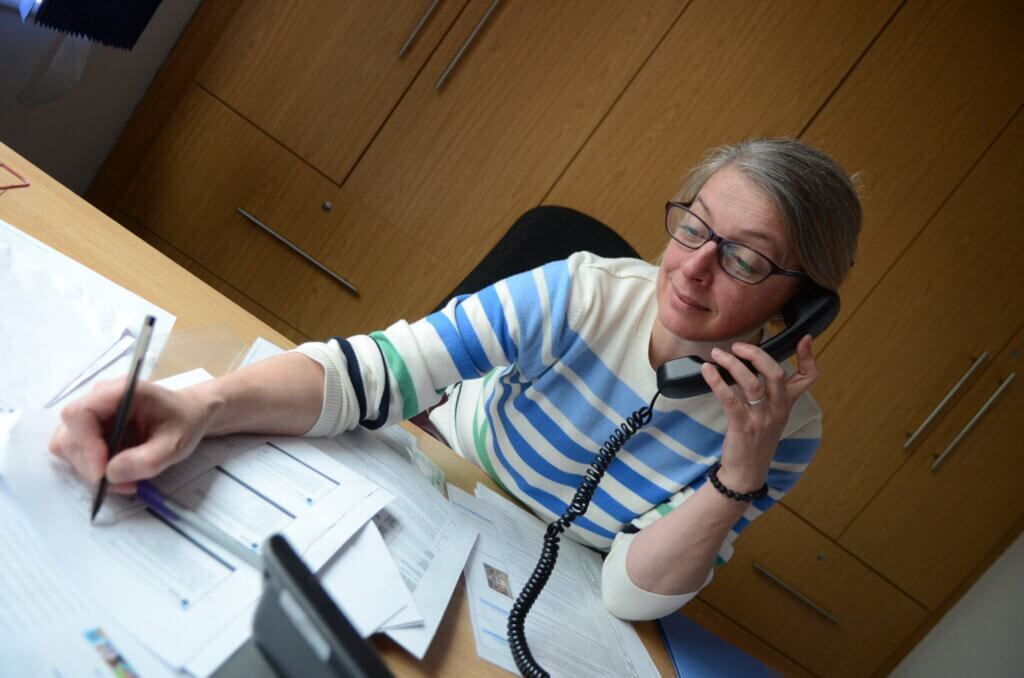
[601,532,714,621]
[292,342,360,437]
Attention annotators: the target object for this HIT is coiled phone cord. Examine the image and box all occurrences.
[507,390,663,678]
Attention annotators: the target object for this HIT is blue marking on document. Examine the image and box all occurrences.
[479,597,509,615]
[482,628,509,644]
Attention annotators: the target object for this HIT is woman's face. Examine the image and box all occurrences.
[655,164,803,350]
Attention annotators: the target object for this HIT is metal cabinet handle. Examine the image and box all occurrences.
[399,0,442,58]
[435,0,501,90]
[753,562,839,625]
[236,207,359,296]
[904,352,988,450]
[931,372,1015,471]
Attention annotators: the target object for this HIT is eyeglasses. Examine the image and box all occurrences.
[664,201,810,285]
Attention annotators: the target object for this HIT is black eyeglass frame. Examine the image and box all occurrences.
[664,201,810,285]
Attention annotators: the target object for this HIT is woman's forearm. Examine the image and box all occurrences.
[189,351,326,437]
[625,476,753,594]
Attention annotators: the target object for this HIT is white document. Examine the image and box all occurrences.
[238,336,286,368]
[1,409,391,669]
[319,521,419,636]
[0,219,176,410]
[448,484,660,678]
[0,481,175,678]
[310,428,478,659]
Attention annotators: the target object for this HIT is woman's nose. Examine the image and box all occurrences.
[680,240,719,281]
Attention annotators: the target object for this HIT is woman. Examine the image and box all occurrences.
[50,138,860,621]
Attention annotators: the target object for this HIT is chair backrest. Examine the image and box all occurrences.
[436,205,641,310]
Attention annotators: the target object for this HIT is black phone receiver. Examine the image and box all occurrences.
[656,285,840,399]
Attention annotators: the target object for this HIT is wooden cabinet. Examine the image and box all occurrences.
[196,0,469,183]
[344,0,685,292]
[118,86,440,339]
[785,108,1024,539]
[841,323,1024,610]
[699,505,928,677]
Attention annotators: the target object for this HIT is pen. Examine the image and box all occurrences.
[90,315,156,523]
[136,480,263,568]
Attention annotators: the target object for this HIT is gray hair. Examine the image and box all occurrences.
[674,138,862,291]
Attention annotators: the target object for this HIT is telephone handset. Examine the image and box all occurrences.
[656,284,841,398]
[507,285,840,678]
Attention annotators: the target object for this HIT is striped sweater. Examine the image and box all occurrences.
[297,252,821,563]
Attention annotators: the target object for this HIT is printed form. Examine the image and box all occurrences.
[448,484,660,678]
[1,408,391,668]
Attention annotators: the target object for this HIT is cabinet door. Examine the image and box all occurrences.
[196,0,468,183]
[699,505,928,677]
[547,0,899,259]
[118,86,439,339]
[803,0,1024,344]
[345,0,685,293]
[841,323,1024,610]
[784,109,1024,538]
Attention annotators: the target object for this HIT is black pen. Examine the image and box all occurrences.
[90,315,156,523]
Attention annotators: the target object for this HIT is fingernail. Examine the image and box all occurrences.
[711,347,722,358]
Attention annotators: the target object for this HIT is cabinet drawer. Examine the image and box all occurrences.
[699,505,927,677]
[841,325,1024,609]
[118,85,442,339]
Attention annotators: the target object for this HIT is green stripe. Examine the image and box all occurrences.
[654,502,673,516]
[370,332,419,420]
[472,370,512,495]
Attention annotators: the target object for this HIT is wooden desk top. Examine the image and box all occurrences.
[0,142,673,677]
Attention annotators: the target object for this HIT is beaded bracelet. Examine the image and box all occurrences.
[707,462,769,502]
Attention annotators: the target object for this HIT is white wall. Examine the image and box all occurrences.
[890,532,1024,677]
[0,0,200,195]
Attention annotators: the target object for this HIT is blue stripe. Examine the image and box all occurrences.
[504,270,546,378]
[486,384,615,540]
[541,260,572,358]
[425,308,483,379]
[453,296,496,373]
[767,466,802,492]
[475,285,516,365]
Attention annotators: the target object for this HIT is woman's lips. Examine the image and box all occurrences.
[674,290,710,311]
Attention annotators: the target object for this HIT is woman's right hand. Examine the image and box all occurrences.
[48,378,215,494]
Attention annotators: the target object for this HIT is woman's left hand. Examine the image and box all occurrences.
[700,335,819,492]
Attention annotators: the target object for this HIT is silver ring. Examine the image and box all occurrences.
[746,395,768,407]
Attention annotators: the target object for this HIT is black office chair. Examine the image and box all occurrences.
[433,205,640,311]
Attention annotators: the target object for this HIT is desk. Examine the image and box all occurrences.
[0,142,675,676]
